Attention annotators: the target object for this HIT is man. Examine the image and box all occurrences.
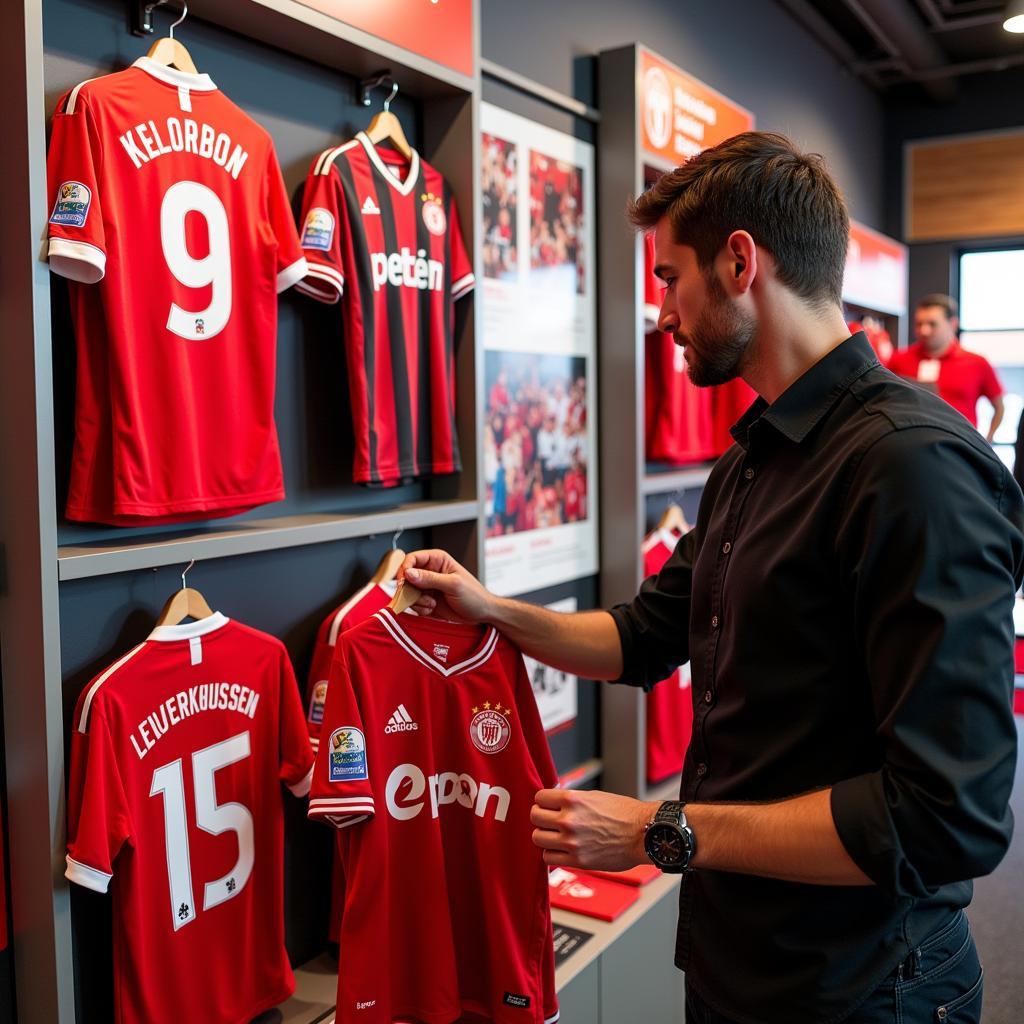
[399,133,1023,1023]
[888,294,1004,441]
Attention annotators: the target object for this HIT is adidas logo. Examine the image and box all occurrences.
[384,703,419,734]
[361,196,380,216]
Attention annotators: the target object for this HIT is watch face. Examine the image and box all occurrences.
[647,823,686,866]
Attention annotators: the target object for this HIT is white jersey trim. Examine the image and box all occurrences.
[314,138,360,177]
[326,581,377,647]
[78,642,147,733]
[65,77,100,115]
[48,239,107,285]
[450,272,475,300]
[297,262,344,303]
[356,132,420,197]
[310,736,320,754]
[276,256,309,294]
[642,528,683,556]
[545,1012,560,1023]
[288,764,314,798]
[148,611,230,643]
[132,56,217,92]
[66,855,113,893]
[375,609,498,678]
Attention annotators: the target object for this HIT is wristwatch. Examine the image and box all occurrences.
[643,801,696,873]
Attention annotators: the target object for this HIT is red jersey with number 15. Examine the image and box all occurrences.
[297,134,474,487]
[46,58,306,525]
[65,614,314,1024]
[310,610,559,1024]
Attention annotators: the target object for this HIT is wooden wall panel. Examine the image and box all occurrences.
[907,131,1024,242]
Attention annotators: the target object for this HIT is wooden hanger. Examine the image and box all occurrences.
[388,579,422,615]
[155,559,215,627]
[366,81,413,162]
[657,502,689,536]
[146,1,199,74]
[372,546,406,585]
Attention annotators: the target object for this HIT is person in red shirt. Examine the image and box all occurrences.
[888,294,1004,440]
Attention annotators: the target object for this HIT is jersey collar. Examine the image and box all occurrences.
[148,612,230,642]
[356,132,420,197]
[375,609,498,677]
[132,56,217,92]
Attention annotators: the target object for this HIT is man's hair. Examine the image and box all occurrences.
[916,293,958,320]
[626,131,849,309]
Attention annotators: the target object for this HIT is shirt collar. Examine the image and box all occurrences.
[148,612,229,642]
[731,332,878,449]
[132,56,217,92]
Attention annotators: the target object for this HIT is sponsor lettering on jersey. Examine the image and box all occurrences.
[370,247,444,293]
[328,727,368,782]
[308,680,329,725]
[129,682,260,759]
[468,701,512,755]
[356,1000,377,1011]
[421,192,447,236]
[302,207,335,250]
[385,763,510,822]
[118,117,249,179]
[50,181,92,227]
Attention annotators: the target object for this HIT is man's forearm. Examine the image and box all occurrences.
[486,599,624,681]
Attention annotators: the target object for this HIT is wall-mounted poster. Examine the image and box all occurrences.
[522,597,579,734]
[481,104,598,596]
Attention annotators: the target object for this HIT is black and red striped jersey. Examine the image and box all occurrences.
[297,133,474,486]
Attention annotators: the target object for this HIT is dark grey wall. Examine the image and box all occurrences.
[481,0,885,229]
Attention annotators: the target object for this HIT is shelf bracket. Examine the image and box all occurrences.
[131,0,185,37]
[359,69,394,107]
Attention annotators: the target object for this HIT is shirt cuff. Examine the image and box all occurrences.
[287,763,314,798]
[308,796,375,828]
[276,256,309,293]
[48,238,106,284]
[297,261,344,303]
[66,854,113,893]
[606,603,653,691]
[451,272,475,301]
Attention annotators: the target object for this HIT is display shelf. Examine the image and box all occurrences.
[642,464,714,495]
[560,757,604,789]
[56,499,481,581]
[276,954,338,1024]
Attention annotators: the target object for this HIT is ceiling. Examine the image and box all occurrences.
[775,0,1024,101]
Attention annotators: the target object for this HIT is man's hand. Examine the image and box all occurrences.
[399,549,495,622]
[530,789,659,871]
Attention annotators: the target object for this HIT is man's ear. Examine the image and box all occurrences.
[725,230,757,294]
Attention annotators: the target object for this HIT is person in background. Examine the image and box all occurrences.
[888,294,1004,442]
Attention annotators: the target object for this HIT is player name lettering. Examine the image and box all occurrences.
[385,762,511,822]
[119,118,249,180]
[130,682,260,760]
[370,248,444,293]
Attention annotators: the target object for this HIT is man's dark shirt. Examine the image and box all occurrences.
[610,334,1024,1024]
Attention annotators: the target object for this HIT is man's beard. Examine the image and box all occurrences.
[675,273,755,387]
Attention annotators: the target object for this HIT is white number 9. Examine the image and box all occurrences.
[161,180,232,340]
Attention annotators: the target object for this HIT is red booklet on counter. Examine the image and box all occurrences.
[548,868,640,921]
[583,864,661,887]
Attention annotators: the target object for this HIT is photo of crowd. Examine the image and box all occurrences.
[529,150,585,294]
[482,133,518,281]
[484,351,589,537]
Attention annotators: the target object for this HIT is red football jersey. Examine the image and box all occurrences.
[309,610,559,1024]
[643,529,694,784]
[65,614,314,1024]
[296,134,474,486]
[46,58,306,526]
[643,236,716,464]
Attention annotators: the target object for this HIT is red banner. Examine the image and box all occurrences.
[843,220,908,315]
[639,48,754,166]
[295,0,474,77]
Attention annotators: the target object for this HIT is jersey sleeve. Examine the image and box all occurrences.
[265,146,308,294]
[65,699,135,894]
[46,88,107,285]
[278,648,315,797]
[448,197,475,302]
[304,628,334,756]
[295,156,347,304]
[980,357,1003,402]
[308,645,375,828]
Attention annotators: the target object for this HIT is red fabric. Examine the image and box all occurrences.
[547,868,640,921]
[297,135,474,486]
[887,342,1002,427]
[1015,637,1024,676]
[643,529,694,784]
[1015,688,1024,717]
[583,864,660,887]
[310,610,558,1024]
[65,615,313,1024]
[46,59,305,525]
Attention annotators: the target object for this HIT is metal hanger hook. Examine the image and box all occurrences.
[383,80,399,113]
[144,0,187,39]
[391,529,404,550]
[169,1,188,40]
[181,558,196,590]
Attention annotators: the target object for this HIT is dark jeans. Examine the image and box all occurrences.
[684,911,983,1024]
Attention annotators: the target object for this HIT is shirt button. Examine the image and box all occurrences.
[744,468,755,481]
[722,541,731,554]
[711,615,720,629]
[696,763,708,776]
[703,689,713,703]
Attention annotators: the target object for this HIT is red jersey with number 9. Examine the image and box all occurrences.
[65,614,314,1024]
[46,58,307,525]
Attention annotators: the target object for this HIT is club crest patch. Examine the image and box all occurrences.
[302,207,335,251]
[469,702,511,755]
[328,726,367,781]
[421,192,447,236]
[50,181,92,227]
[308,680,329,725]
